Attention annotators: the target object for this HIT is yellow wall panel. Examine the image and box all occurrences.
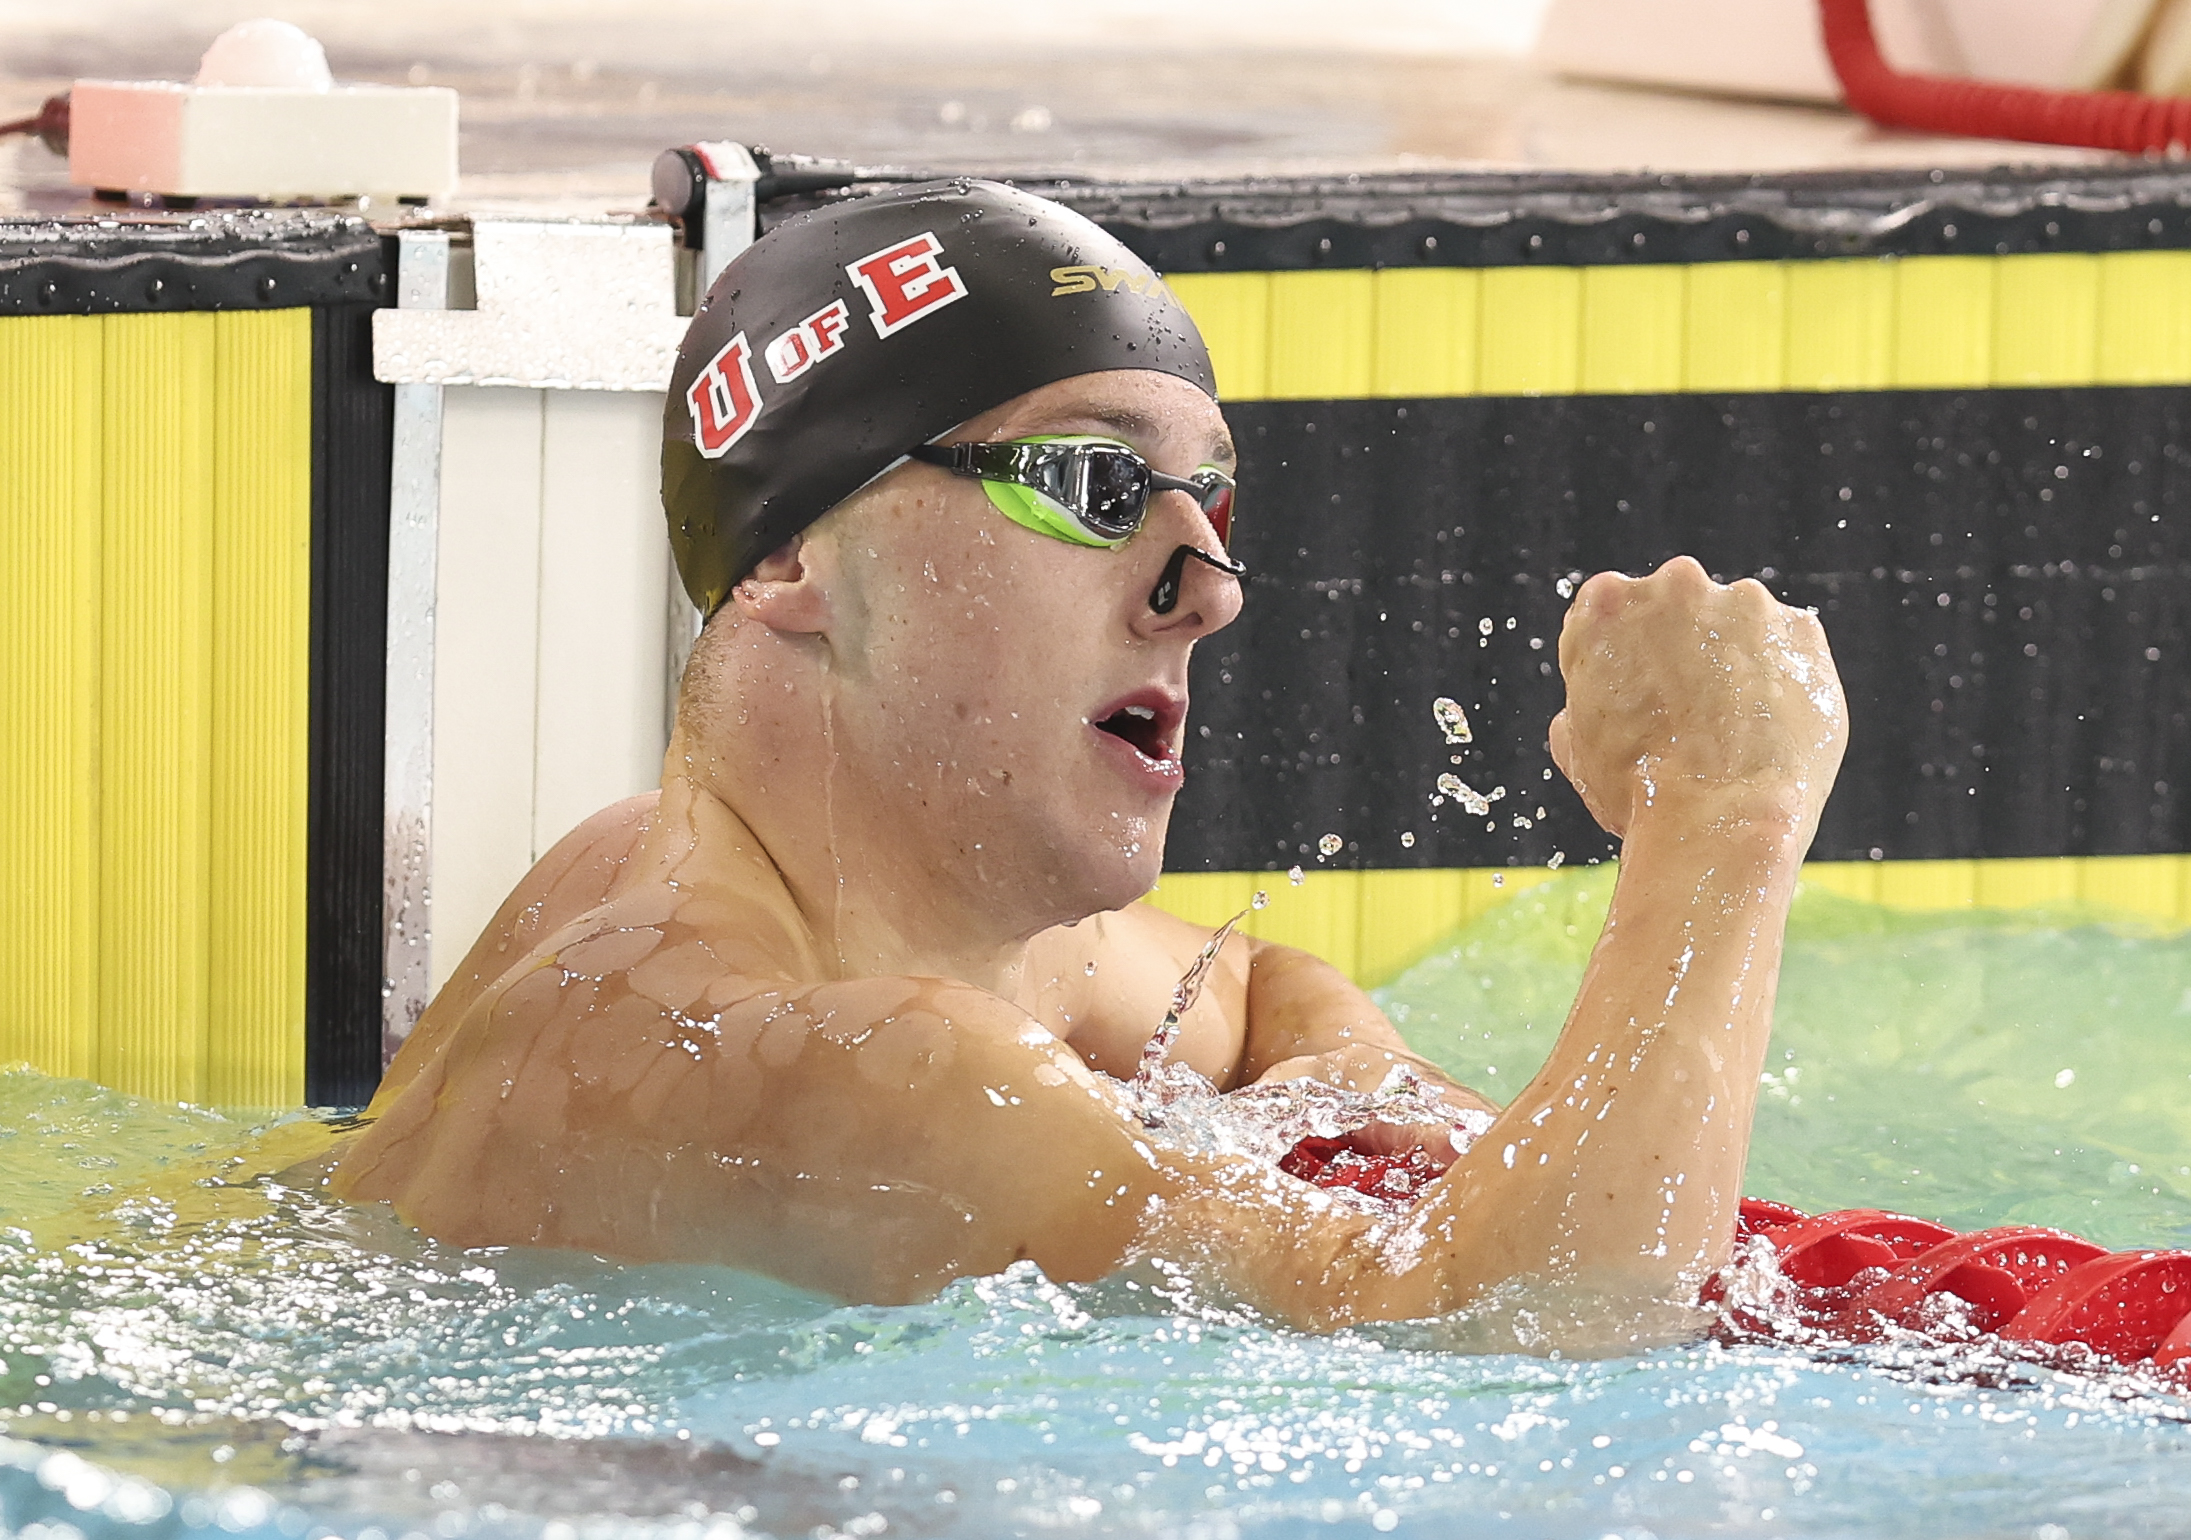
[207,311,311,1108]
[1682,262,1786,391]
[1971,856,2081,911]
[1166,271,1269,401]
[1892,257,1994,387]
[1266,270,1374,400]
[98,312,218,1102]
[1478,267,1583,395]
[0,309,313,1106]
[1993,253,2099,386]
[1369,268,1479,396]
[1782,259,1895,390]
[1173,251,2191,405]
[0,316,103,1081]
[2076,853,2189,925]
[1580,265,1686,393]
[1247,869,1364,981]
[2095,251,2191,384]
[1872,859,1977,911]
[1798,861,1880,905]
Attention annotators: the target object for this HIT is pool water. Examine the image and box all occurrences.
[4,870,2190,1540]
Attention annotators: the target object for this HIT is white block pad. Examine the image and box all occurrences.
[374,219,686,392]
[69,79,457,200]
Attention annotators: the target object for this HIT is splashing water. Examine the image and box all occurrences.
[1129,904,1256,1111]
[1435,774,1504,817]
[1432,696,1472,745]
[1127,906,1489,1177]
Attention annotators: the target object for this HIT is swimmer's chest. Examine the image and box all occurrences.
[1019,917,1251,1090]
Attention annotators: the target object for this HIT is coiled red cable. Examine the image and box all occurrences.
[1821,0,2191,153]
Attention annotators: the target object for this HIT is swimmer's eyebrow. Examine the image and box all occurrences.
[1034,404,1238,467]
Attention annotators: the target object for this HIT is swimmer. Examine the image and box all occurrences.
[331,180,1847,1330]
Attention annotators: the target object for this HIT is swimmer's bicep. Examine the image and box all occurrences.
[1237,940,1404,1071]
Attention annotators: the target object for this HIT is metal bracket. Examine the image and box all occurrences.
[382,227,450,1064]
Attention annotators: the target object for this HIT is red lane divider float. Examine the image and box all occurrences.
[1280,1155,2191,1374]
[1278,1136,1444,1204]
[1718,1198,2191,1373]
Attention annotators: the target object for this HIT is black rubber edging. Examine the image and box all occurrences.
[306,295,394,1109]
[0,210,389,315]
[763,162,2191,271]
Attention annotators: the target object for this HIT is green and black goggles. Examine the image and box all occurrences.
[910,437,1236,550]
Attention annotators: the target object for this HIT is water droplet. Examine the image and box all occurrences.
[1556,575,1575,598]
[1492,873,1505,888]
[1400,832,1416,848]
[1250,889,1270,910]
[1432,696,1472,745]
[1287,865,1305,886]
[1478,617,1494,636]
[1084,961,1097,976]
[1548,851,1565,869]
[2055,1067,2076,1088]
[1436,774,1500,816]
[1317,833,1343,858]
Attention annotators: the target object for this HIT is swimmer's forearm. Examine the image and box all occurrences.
[1357,793,1808,1319]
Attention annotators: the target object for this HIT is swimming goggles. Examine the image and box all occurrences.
[909,436,1237,551]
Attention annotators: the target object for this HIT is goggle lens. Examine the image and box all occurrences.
[1195,475,1234,548]
[1080,450,1153,541]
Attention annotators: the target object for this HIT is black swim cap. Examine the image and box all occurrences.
[662,178,1218,615]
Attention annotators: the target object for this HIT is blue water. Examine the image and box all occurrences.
[4,871,2191,1540]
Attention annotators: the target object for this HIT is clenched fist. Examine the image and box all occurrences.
[1547,556,1847,845]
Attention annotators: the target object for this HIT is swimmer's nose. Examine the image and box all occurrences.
[1136,539,1244,641]
[1147,545,1247,617]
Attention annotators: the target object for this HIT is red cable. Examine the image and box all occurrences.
[0,92,69,153]
[1820,0,2191,153]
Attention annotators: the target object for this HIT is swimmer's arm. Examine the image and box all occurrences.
[1354,559,1847,1320]
[1361,797,1809,1321]
[1235,938,1498,1118]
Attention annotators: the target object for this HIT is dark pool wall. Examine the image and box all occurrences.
[1174,386,2191,872]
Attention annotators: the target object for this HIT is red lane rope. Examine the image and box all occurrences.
[1820,0,2191,153]
[1282,1142,2191,1372]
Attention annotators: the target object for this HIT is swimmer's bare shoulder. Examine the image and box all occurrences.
[331,789,1231,1303]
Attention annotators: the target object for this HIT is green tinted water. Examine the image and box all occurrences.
[1380,866,2191,1249]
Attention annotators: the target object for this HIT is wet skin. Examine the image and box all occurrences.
[332,369,1847,1333]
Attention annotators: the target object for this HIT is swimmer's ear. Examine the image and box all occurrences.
[730,537,830,634]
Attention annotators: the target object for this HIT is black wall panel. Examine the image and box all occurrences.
[1171,388,2191,871]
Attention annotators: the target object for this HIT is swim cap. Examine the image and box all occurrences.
[662,178,1218,615]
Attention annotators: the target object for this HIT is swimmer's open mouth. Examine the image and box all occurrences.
[1092,690,1183,765]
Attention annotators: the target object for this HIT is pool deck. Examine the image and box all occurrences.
[0,0,2108,215]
